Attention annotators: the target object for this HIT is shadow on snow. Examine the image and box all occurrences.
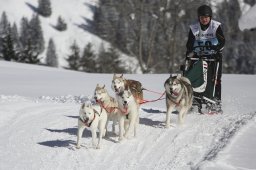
[38,140,76,148]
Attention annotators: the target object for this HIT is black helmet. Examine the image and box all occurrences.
[197,5,212,17]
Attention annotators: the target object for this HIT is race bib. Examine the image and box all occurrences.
[193,38,219,55]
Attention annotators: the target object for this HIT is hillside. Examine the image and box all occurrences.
[0,0,140,72]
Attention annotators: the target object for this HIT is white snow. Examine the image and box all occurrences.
[239,4,256,30]
[0,60,256,170]
[1,0,256,169]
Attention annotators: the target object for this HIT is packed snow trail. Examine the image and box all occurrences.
[0,95,255,170]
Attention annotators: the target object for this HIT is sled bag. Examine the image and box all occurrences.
[184,59,207,93]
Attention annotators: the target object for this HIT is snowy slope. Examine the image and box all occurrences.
[0,0,99,66]
[0,0,140,72]
[0,61,256,170]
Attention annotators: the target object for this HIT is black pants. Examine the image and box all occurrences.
[215,56,222,101]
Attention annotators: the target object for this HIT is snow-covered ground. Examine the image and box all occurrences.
[0,61,255,170]
[1,0,256,169]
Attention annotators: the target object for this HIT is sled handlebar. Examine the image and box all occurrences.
[192,45,219,56]
[188,57,216,62]
[193,45,218,51]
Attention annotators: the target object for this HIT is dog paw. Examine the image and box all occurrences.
[124,133,129,138]
[76,145,81,149]
[96,145,101,149]
[165,124,170,128]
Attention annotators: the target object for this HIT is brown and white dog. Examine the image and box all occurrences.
[111,74,143,141]
[164,74,193,127]
[111,74,143,105]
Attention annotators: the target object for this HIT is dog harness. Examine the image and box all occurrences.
[167,93,181,106]
[97,95,129,115]
[167,84,186,106]
[96,99,118,114]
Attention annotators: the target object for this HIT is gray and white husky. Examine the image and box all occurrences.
[76,103,107,149]
[164,74,193,127]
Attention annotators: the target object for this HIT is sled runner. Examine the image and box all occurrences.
[182,39,223,114]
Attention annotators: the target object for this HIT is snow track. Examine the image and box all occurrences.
[0,95,255,170]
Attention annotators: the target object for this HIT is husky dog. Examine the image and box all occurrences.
[76,103,107,149]
[111,74,143,105]
[94,84,119,135]
[111,74,142,141]
[164,74,193,127]
[117,89,139,141]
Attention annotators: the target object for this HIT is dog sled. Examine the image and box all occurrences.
[181,41,223,114]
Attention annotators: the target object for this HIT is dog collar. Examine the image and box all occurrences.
[167,94,181,106]
[80,112,96,127]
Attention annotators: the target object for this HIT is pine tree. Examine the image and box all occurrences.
[0,12,9,35]
[19,16,42,64]
[19,17,30,48]
[38,0,52,17]
[0,11,10,59]
[29,14,44,54]
[11,23,21,49]
[66,41,80,70]
[46,38,58,67]
[2,24,17,61]
[95,43,106,73]
[19,40,40,64]
[106,46,125,73]
[97,44,125,73]
[55,16,67,31]
[80,43,96,72]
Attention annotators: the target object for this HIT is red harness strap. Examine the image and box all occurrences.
[96,100,128,115]
[139,91,166,105]
[166,94,181,106]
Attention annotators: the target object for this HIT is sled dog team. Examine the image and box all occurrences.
[76,74,193,149]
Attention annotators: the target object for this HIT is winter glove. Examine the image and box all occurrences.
[215,53,222,62]
[211,45,219,51]
[186,51,194,59]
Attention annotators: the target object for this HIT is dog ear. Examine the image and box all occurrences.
[88,103,92,108]
[169,74,177,79]
[177,74,182,79]
[84,102,92,108]
[120,74,123,78]
[96,84,99,87]
[81,103,85,109]
[113,74,117,79]
[128,89,132,96]
[103,84,105,88]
